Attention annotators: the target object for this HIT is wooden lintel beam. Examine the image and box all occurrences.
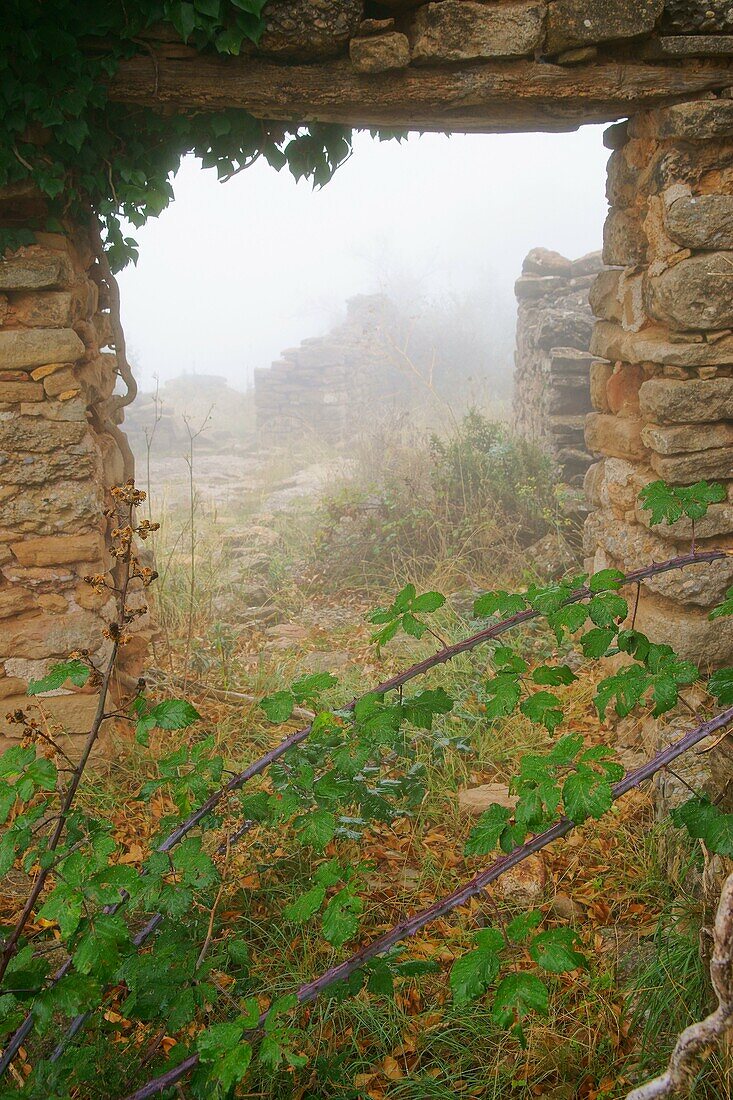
[107,53,733,133]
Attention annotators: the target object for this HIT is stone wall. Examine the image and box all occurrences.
[0,186,149,751]
[254,295,408,442]
[585,98,733,675]
[513,248,601,485]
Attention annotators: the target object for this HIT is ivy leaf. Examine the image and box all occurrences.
[529,929,586,973]
[260,691,295,723]
[464,803,511,857]
[563,766,613,823]
[27,660,89,695]
[671,798,733,857]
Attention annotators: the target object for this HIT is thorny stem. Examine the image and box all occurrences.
[124,704,733,1100]
[0,498,136,986]
[0,548,726,1074]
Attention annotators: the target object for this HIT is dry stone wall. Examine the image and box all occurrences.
[513,248,601,486]
[585,98,733,674]
[0,186,150,752]
[254,295,407,442]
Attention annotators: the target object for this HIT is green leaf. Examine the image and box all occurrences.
[322,887,361,947]
[283,885,326,923]
[563,766,613,823]
[710,586,733,621]
[671,798,733,857]
[412,591,446,613]
[520,691,564,733]
[529,929,586,973]
[492,972,548,1027]
[450,941,501,1006]
[27,660,89,696]
[531,665,577,687]
[464,803,511,857]
[148,699,201,730]
[484,674,521,720]
[296,809,336,851]
[473,591,527,619]
[710,668,733,707]
[580,627,617,659]
[505,910,543,943]
[588,593,628,627]
[260,691,295,723]
[589,568,625,593]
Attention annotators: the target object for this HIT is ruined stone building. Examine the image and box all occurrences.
[1,0,733,791]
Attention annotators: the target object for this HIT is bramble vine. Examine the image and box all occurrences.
[1,478,733,1099]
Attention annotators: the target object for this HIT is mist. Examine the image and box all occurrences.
[117,125,609,395]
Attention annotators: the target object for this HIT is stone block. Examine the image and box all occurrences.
[0,329,84,371]
[647,252,733,332]
[43,369,78,397]
[546,0,663,53]
[8,290,76,328]
[350,32,410,71]
[0,692,100,738]
[639,377,733,423]
[650,445,733,483]
[607,364,645,416]
[591,321,733,369]
[523,248,572,276]
[0,249,73,291]
[515,274,569,300]
[0,416,87,454]
[602,208,646,266]
[632,591,733,668]
[641,421,733,454]
[0,380,44,402]
[410,0,545,62]
[665,194,733,251]
[0,449,97,485]
[630,100,733,141]
[0,480,103,539]
[585,412,646,460]
[0,609,105,660]
[0,586,37,620]
[256,0,362,60]
[590,360,613,411]
[595,514,733,605]
[10,531,106,568]
[600,456,652,515]
[589,268,622,321]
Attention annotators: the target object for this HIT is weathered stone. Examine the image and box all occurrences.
[350,32,410,72]
[0,587,37,620]
[494,853,547,904]
[641,421,733,454]
[665,194,733,250]
[257,0,362,60]
[647,252,733,331]
[10,531,106,568]
[37,593,69,613]
[515,274,569,300]
[589,267,622,321]
[590,361,613,412]
[546,0,663,54]
[0,609,105,660]
[603,208,646,266]
[0,380,44,402]
[630,100,733,141]
[0,328,84,371]
[523,248,572,276]
[8,290,76,328]
[600,456,652,516]
[640,35,733,57]
[591,322,733,369]
[606,364,645,416]
[633,591,733,668]
[556,45,599,64]
[639,377,733,423]
[20,397,87,421]
[410,1,545,63]
[0,416,87,454]
[636,498,733,539]
[43,368,79,397]
[595,514,733,604]
[0,449,96,485]
[0,481,104,538]
[650,445,733,483]
[0,249,72,291]
[585,412,646,460]
[0,692,100,738]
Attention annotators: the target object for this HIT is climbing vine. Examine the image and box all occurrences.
[1,1,356,268]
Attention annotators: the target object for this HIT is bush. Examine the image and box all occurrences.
[312,410,560,589]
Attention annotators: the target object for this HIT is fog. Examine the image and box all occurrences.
[118,125,609,395]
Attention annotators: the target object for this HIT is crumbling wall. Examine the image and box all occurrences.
[513,248,601,485]
[0,187,150,751]
[254,295,407,442]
